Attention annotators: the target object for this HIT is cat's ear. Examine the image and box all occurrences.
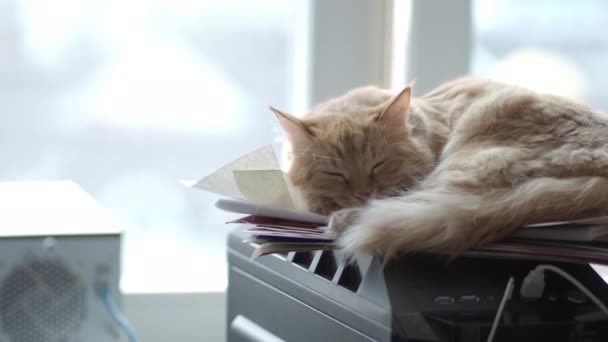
[269,106,313,147]
[376,86,412,125]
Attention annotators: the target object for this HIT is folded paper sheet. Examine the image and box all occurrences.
[189,145,308,210]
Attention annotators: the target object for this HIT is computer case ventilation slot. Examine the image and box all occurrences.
[337,263,362,292]
[291,251,315,269]
[314,251,337,281]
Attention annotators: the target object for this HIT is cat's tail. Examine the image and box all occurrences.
[338,177,608,259]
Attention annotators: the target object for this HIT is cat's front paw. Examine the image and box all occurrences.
[328,207,361,236]
[329,207,381,258]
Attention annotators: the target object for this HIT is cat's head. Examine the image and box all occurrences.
[272,86,431,215]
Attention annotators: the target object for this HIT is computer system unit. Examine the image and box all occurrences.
[227,228,608,342]
[0,181,122,342]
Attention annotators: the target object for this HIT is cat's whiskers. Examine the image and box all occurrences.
[311,153,339,161]
[408,163,436,176]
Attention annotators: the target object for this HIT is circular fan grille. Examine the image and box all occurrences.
[0,258,85,342]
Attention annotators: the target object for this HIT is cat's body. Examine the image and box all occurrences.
[271,77,608,259]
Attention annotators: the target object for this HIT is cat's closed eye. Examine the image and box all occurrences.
[323,171,348,182]
[370,160,386,175]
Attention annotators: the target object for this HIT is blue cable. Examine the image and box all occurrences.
[99,287,138,342]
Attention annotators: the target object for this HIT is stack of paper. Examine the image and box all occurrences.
[514,218,608,242]
[217,197,608,264]
[227,212,332,242]
[474,217,608,264]
[189,145,608,266]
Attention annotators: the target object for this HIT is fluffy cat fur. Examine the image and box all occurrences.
[270,77,608,259]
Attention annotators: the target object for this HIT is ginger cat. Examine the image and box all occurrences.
[270,77,608,259]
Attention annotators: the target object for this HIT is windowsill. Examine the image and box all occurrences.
[124,291,226,342]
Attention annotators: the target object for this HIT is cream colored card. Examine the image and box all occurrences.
[188,145,308,210]
[233,170,295,209]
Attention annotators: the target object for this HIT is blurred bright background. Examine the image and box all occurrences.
[472,0,608,108]
[1,0,608,297]
[0,0,304,293]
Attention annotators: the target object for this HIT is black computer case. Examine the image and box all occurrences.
[227,228,608,341]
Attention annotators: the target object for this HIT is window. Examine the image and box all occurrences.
[0,0,305,292]
[472,0,608,110]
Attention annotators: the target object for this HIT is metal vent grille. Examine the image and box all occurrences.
[288,251,363,292]
[0,258,86,342]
